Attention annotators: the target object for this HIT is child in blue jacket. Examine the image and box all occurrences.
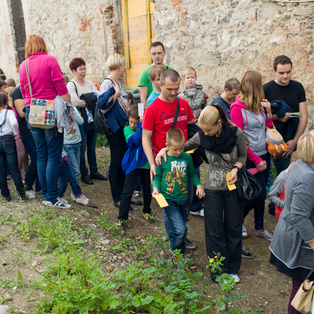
[116,105,152,229]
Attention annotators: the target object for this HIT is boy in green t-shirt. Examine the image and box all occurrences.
[152,129,205,254]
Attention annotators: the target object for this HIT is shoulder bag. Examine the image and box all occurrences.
[26,59,56,129]
[291,268,314,314]
[219,153,262,201]
[70,81,95,134]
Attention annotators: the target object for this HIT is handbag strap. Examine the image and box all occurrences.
[70,81,79,97]
[0,109,8,133]
[25,59,33,99]
[172,97,180,128]
[305,268,314,281]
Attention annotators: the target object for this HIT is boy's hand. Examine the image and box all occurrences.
[152,187,159,196]
[196,185,205,199]
[155,147,169,166]
[177,92,184,98]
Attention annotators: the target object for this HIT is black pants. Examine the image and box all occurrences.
[106,127,127,203]
[118,168,152,221]
[204,189,243,278]
[244,153,270,230]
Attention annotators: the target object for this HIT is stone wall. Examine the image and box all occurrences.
[154,0,314,125]
[0,0,124,84]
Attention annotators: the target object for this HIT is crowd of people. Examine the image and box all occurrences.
[0,35,313,313]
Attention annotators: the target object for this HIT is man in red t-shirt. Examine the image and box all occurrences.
[142,69,194,180]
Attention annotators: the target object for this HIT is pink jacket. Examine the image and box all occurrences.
[19,52,68,107]
[230,97,273,166]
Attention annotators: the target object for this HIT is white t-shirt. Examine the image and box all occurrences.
[0,109,19,136]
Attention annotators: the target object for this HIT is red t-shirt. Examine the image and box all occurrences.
[143,97,194,155]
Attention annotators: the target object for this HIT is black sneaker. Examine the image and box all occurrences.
[3,195,11,202]
[90,172,108,181]
[81,175,93,185]
[241,244,253,259]
[186,238,196,250]
[143,213,155,223]
[115,220,125,229]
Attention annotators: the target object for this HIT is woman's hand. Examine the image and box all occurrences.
[196,185,205,199]
[155,147,169,166]
[152,187,159,196]
[228,168,238,184]
[256,160,267,172]
[261,99,272,117]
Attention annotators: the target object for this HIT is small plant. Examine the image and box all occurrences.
[207,253,249,312]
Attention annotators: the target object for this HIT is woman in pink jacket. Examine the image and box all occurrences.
[230,70,273,241]
[19,35,73,209]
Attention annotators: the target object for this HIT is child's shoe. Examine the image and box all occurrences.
[115,220,125,229]
[74,194,89,206]
[254,229,273,241]
[3,195,11,202]
[26,190,36,199]
[143,213,155,223]
[133,190,140,198]
[58,197,68,204]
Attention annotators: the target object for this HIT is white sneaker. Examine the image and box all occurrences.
[75,194,89,205]
[190,208,204,217]
[242,224,248,238]
[230,274,240,283]
[25,190,36,199]
[71,193,89,202]
[58,197,68,204]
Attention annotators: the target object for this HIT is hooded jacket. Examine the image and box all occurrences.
[230,97,273,166]
[121,122,148,175]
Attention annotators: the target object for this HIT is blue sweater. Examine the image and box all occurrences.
[121,122,148,175]
[97,86,128,134]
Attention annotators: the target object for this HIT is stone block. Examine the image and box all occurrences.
[0,305,9,314]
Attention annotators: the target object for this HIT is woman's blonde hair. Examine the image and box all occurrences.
[240,70,265,115]
[25,35,48,58]
[107,53,125,71]
[199,105,235,127]
[297,131,314,164]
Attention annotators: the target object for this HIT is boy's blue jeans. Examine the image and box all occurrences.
[58,143,82,198]
[163,199,188,254]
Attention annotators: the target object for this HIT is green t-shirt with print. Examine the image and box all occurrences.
[153,153,201,200]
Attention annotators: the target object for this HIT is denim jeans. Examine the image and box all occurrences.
[0,135,25,198]
[244,153,270,230]
[79,125,98,177]
[20,133,41,192]
[163,199,188,254]
[204,189,243,278]
[118,168,151,221]
[58,158,82,198]
[106,127,127,202]
[26,107,63,203]
[60,143,82,197]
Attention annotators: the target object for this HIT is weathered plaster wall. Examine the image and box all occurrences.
[0,1,20,80]
[154,0,314,124]
[0,0,124,84]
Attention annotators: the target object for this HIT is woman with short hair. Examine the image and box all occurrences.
[270,131,314,313]
[98,53,129,207]
[67,57,107,185]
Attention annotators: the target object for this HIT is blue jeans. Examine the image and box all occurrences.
[79,125,98,176]
[0,135,25,198]
[59,143,82,197]
[26,107,63,203]
[163,199,188,254]
[20,133,41,192]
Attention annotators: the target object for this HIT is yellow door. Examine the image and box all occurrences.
[121,0,157,89]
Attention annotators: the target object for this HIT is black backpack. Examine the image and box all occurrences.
[94,106,112,136]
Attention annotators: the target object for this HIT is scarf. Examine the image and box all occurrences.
[199,121,238,154]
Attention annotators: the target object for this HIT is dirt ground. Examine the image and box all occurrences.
[0,147,291,313]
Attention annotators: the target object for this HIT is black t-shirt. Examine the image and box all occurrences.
[12,87,30,136]
[263,80,306,141]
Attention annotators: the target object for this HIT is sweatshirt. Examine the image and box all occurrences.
[64,107,84,145]
[230,97,273,166]
[0,109,19,136]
